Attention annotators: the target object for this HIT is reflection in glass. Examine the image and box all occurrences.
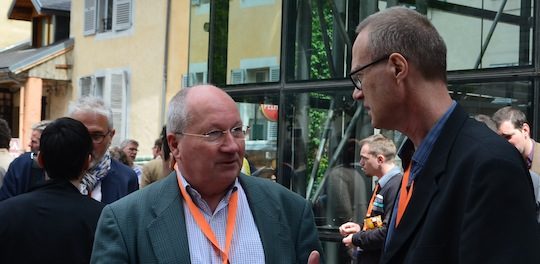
[227,0,282,85]
[186,2,210,87]
[289,0,534,81]
[234,94,279,181]
[448,80,532,117]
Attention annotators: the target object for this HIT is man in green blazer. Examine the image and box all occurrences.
[91,85,323,264]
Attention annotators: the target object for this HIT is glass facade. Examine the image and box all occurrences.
[187,1,538,263]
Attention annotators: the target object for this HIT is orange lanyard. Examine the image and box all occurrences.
[175,165,238,264]
[362,184,380,231]
[395,163,413,227]
[365,184,380,218]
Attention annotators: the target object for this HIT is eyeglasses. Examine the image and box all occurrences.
[176,125,250,144]
[90,130,111,144]
[349,55,390,91]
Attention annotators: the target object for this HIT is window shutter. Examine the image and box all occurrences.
[84,0,97,35]
[79,76,94,96]
[189,73,196,85]
[231,69,245,84]
[267,121,278,140]
[113,0,132,32]
[182,74,189,88]
[109,72,127,146]
[269,66,280,82]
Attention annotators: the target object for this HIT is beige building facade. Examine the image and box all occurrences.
[71,0,189,157]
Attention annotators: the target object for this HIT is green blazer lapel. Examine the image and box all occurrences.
[147,173,191,264]
[239,175,286,264]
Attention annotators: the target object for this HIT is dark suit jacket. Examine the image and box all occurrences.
[381,105,540,263]
[0,178,105,264]
[91,173,323,263]
[0,157,138,204]
[100,159,139,204]
[0,152,45,201]
[353,170,402,264]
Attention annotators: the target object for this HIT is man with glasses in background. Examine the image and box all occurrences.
[91,85,323,264]
[349,7,539,263]
[0,120,51,200]
[68,96,138,204]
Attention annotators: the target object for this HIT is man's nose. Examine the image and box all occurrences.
[352,89,364,100]
[220,132,241,152]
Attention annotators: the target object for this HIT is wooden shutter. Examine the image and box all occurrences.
[79,76,94,96]
[267,121,278,140]
[269,66,280,82]
[109,71,127,146]
[231,69,245,84]
[182,74,189,88]
[84,0,97,35]
[113,0,132,32]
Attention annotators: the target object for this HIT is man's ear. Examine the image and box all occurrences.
[389,53,408,82]
[522,123,531,137]
[376,154,385,164]
[37,152,45,168]
[82,154,91,171]
[109,128,116,139]
[167,134,180,157]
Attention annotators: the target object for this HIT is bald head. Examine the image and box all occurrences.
[167,85,238,134]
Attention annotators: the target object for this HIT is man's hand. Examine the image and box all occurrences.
[342,234,353,247]
[308,250,320,264]
[339,222,360,236]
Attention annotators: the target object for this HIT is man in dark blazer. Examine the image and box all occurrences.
[339,134,402,264]
[91,85,322,263]
[0,117,105,263]
[0,120,51,200]
[349,7,540,263]
[68,96,138,204]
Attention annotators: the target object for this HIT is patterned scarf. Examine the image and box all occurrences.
[79,152,111,195]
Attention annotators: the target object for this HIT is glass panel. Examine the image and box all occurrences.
[187,1,282,86]
[448,80,533,117]
[231,92,279,180]
[289,0,534,81]
[227,0,282,85]
[432,0,534,70]
[280,87,379,263]
[290,0,355,81]
[187,2,210,86]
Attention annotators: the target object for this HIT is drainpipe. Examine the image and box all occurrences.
[160,0,172,127]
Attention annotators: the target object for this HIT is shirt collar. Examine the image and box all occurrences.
[398,100,457,182]
[377,166,402,188]
[179,172,239,208]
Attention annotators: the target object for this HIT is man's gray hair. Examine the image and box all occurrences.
[67,96,113,129]
[120,139,139,149]
[31,120,52,132]
[356,7,447,82]
[166,87,194,134]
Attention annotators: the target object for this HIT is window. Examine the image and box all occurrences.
[78,69,129,146]
[181,71,208,87]
[84,0,133,36]
[230,66,279,84]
